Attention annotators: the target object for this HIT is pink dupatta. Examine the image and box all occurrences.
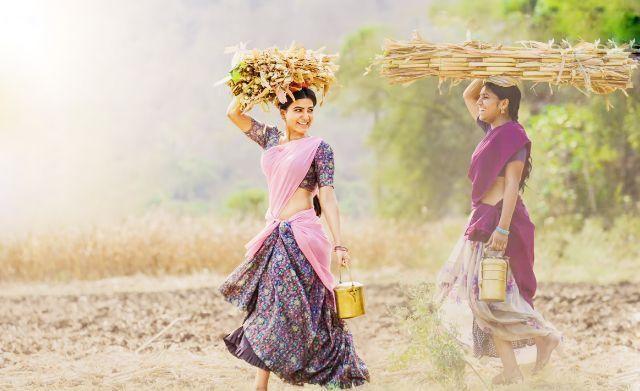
[244,136,335,292]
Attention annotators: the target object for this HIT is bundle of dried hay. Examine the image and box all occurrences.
[218,42,339,112]
[373,32,638,96]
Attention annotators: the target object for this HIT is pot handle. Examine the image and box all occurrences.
[338,264,356,287]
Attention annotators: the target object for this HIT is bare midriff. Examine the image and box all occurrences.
[480,177,506,206]
[278,188,314,220]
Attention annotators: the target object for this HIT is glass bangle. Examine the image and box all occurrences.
[495,226,510,235]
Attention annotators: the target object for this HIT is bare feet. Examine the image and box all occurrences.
[533,332,561,374]
[492,368,524,385]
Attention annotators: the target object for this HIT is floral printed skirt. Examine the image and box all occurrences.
[220,221,369,388]
[437,235,559,359]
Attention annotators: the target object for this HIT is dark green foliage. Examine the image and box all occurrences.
[339,1,640,220]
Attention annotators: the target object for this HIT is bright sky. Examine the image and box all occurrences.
[0,0,443,235]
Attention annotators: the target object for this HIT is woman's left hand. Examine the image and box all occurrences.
[336,249,350,266]
[487,230,508,252]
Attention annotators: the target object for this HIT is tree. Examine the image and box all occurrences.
[430,0,640,219]
[225,188,267,219]
[338,27,479,219]
[338,1,640,219]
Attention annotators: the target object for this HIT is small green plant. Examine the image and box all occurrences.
[396,283,468,389]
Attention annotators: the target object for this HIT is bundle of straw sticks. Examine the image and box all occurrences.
[374,32,638,96]
[219,43,338,112]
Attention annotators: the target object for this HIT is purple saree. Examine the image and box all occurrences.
[438,120,559,359]
[466,120,536,305]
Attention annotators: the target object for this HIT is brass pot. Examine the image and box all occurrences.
[479,251,509,302]
[333,266,365,319]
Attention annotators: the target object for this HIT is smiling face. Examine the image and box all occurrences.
[477,85,509,123]
[280,97,315,138]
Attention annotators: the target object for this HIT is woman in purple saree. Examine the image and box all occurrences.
[437,78,562,385]
[221,87,369,390]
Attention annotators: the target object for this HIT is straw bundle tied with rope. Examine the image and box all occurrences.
[372,31,638,96]
[217,42,339,112]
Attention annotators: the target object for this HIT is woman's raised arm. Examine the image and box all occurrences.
[226,97,253,132]
[462,79,483,121]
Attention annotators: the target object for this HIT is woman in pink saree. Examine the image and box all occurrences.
[437,78,562,385]
[220,87,369,390]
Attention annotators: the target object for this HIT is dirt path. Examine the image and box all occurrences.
[0,272,638,390]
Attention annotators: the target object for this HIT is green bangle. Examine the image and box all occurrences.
[495,226,509,235]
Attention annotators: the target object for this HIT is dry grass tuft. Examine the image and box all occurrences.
[0,212,464,283]
[1,212,638,284]
[0,211,251,281]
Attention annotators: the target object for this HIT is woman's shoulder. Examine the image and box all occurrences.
[244,117,283,149]
[500,121,530,145]
[316,140,333,154]
[247,117,279,134]
[317,139,332,148]
[510,120,525,130]
[507,121,528,136]
[493,120,525,134]
[312,140,334,164]
[263,122,283,148]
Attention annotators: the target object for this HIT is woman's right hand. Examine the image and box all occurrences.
[486,230,508,252]
[336,249,350,267]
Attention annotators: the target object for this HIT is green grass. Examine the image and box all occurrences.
[393,283,468,390]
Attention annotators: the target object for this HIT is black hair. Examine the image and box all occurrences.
[313,197,322,217]
[483,82,521,121]
[484,82,531,191]
[278,87,323,216]
[278,87,317,111]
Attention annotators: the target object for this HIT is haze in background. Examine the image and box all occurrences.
[0,0,449,235]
